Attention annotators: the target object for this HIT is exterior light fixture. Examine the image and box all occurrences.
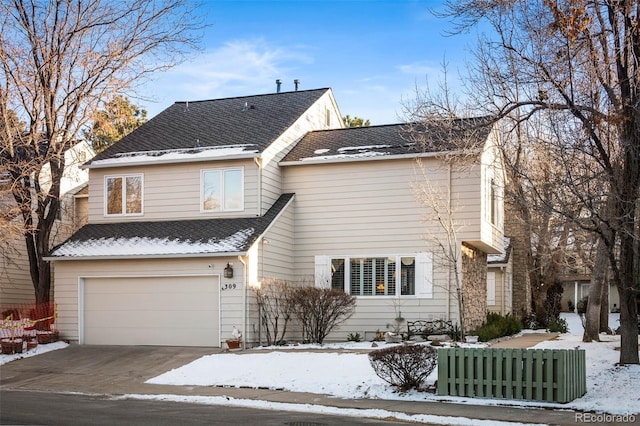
[224,263,234,279]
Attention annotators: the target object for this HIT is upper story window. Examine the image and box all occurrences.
[105,174,143,216]
[201,168,244,212]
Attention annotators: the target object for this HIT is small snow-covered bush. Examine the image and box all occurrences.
[368,344,437,392]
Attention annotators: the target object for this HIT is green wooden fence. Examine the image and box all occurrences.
[437,347,586,403]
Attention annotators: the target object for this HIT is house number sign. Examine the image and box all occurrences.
[221,283,239,291]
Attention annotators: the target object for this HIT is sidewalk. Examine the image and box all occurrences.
[0,334,589,426]
[489,332,560,348]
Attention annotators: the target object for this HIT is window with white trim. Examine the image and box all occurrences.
[105,174,143,216]
[317,254,432,298]
[201,168,244,212]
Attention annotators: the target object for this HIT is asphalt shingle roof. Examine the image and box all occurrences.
[88,89,330,164]
[282,117,494,163]
[49,193,295,258]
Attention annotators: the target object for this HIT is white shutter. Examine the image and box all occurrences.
[415,252,433,298]
[314,255,331,289]
[487,271,496,305]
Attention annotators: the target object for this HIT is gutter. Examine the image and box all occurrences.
[44,251,247,262]
[83,153,260,170]
[279,148,483,166]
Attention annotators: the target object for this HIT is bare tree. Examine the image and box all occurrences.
[0,0,203,304]
[253,279,294,346]
[411,159,468,336]
[444,0,640,364]
[403,84,498,335]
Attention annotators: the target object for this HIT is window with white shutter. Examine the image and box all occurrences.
[487,271,496,305]
[415,252,433,298]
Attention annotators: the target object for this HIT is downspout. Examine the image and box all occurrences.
[447,162,452,320]
[501,266,506,315]
[239,254,248,349]
[255,157,263,216]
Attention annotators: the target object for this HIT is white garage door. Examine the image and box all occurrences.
[83,276,219,346]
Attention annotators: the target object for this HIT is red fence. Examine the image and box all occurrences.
[0,302,57,338]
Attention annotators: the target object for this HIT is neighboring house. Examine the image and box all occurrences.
[559,271,620,314]
[0,141,92,305]
[487,237,513,315]
[48,88,506,347]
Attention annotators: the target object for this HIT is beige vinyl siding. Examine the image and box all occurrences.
[87,159,259,223]
[0,236,34,304]
[218,256,246,344]
[0,189,82,305]
[260,91,343,214]
[282,157,486,340]
[488,263,513,315]
[259,202,295,282]
[480,131,505,253]
[74,196,89,226]
[53,257,245,345]
[284,158,486,253]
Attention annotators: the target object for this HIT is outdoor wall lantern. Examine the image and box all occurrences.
[224,262,234,278]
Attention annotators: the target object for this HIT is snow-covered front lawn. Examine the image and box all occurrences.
[146,313,638,416]
[2,313,638,419]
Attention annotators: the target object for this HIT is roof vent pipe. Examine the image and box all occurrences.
[294,79,300,91]
[276,79,282,93]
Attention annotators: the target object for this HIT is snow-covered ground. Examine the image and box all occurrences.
[0,340,68,366]
[143,313,638,417]
[2,313,638,425]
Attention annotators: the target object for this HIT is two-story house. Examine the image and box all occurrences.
[48,88,506,347]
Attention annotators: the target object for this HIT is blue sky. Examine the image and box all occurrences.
[138,0,480,125]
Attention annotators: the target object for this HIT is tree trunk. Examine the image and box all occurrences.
[600,280,610,333]
[618,284,639,365]
[617,232,640,364]
[584,237,607,342]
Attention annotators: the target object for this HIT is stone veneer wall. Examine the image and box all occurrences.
[504,202,532,318]
[461,243,487,332]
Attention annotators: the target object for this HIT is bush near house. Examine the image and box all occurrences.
[254,279,294,346]
[368,344,437,392]
[470,312,523,342]
[289,287,356,344]
[547,316,569,333]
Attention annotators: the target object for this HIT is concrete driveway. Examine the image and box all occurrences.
[0,345,218,395]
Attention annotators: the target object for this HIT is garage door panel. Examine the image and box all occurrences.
[83,276,219,346]
[85,292,216,311]
[83,325,214,346]
[85,310,218,329]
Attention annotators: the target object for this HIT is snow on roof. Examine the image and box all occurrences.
[88,145,259,168]
[300,150,390,162]
[488,237,511,264]
[50,228,255,257]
